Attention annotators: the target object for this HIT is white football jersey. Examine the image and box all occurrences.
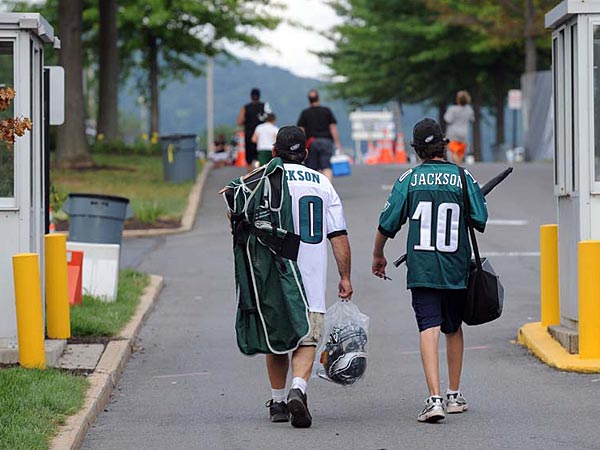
[284,163,347,313]
[254,122,279,151]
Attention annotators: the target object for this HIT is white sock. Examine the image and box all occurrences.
[447,388,460,396]
[271,388,287,404]
[291,377,307,394]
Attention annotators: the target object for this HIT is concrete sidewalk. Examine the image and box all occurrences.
[85,163,600,450]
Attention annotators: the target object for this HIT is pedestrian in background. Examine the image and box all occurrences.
[252,113,278,166]
[237,88,268,170]
[444,90,474,164]
[372,118,487,423]
[297,89,342,181]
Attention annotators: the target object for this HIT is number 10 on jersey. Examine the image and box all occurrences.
[412,201,460,253]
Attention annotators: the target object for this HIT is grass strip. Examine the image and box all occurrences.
[70,269,149,337]
[0,368,88,450]
[52,154,202,224]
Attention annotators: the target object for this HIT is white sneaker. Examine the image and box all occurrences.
[446,392,468,414]
[417,396,446,423]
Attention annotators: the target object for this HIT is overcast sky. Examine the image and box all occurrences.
[228,0,342,79]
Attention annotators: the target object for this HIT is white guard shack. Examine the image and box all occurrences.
[546,1,600,331]
[349,110,395,162]
[0,14,59,349]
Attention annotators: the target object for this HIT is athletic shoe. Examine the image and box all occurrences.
[446,392,468,414]
[417,396,446,423]
[265,399,289,423]
[287,388,312,428]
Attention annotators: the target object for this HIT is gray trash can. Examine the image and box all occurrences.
[63,193,133,245]
[160,134,197,183]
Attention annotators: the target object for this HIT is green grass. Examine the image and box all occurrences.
[51,154,203,224]
[0,368,88,450]
[70,270,149,337]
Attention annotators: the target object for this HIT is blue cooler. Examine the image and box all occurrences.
[331,154,352,177]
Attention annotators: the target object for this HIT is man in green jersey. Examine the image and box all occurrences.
[371,118,487,423]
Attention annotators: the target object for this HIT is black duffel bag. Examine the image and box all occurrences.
[459,168,504,326]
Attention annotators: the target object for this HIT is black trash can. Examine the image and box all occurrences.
[63,193,133,245]
[160,134,198,183]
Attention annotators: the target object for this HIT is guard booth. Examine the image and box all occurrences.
[0,13,60,349]
[546,1,600,330]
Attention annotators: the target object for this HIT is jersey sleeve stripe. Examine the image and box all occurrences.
[327,230,348,239]
[378,225,396,239]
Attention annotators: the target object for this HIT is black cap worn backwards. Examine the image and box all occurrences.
[412,118,448,147]
[274,126,306,153]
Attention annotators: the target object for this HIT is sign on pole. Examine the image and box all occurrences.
[349,110,395,141]
[508,89,523,110]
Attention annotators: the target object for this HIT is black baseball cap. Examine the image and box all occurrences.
[412,118,448,147]
[274,126,306,153]
[250,88,260,98]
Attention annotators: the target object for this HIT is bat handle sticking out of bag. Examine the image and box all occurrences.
[393,167,513,268]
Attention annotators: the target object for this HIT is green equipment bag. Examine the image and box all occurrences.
[222,158,310,355]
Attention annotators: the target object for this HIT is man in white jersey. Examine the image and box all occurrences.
[265,126,353,428]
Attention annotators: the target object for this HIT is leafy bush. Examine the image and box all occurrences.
[132,200,168,224]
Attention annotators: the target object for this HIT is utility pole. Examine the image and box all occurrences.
[206,55,214,155]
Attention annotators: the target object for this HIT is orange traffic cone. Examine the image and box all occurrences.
[235,131,246,167]
[379,146,394,164]
[395,133,408,164]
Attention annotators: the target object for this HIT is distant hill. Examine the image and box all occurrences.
[119,57,518,161]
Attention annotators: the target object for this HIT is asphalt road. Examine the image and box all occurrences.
[87,162,600,450]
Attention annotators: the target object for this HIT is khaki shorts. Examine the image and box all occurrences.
[299,312,324,346]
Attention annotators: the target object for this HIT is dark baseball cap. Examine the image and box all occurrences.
[250,88,260,98]
[274,126,306,153]
[412,118,448,146]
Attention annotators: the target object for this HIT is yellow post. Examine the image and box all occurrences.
[12,253,46,369]
[540,224,560,327]
[45,234,71,339]
[579,241,600,359]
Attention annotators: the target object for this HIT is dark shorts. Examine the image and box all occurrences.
[306,138,334,171]
[245,138,257,165]
[411,288,467,334]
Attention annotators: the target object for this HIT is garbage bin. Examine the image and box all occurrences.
[160,134,198,183]
[63,193,133,245]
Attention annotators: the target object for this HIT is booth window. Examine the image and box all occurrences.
[594,26,600,182]
[0,41,14,198]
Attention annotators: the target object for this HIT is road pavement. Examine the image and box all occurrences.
[87,162,600,450]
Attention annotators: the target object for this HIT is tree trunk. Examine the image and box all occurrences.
[97,0,119,141]
[472,84,483,162]
[524,0,537,75]
[494,62,506,159]
[56,0,90,166]
[148,35,160,137]
[438,102,447,133]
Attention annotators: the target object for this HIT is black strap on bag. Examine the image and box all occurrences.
[458,167,503,326]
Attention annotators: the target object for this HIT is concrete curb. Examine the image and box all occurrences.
[51,274,164,450]
[517,322,600,373]
[122,161,213,238]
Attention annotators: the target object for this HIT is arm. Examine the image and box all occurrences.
[330,234,353,300]
[251,131,258,144]
[236,106,245,127]
[329,123,342,152]
[372,231,389,279]
[444,107,453,124]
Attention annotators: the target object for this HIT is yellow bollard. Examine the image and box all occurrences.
[45,234,71,339]
[540,224,560,327]
[579,241,600,359]
[12,253,46,369]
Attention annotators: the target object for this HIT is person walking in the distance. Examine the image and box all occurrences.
[265,126,353,428]
[371,118,487,423]
[444,90,474,164]
[252,113,278,166]
[297,89,343,181]
[237,88,268,170]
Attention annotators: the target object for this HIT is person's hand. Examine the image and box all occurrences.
[372,255,388,279]
[338,278,353,301]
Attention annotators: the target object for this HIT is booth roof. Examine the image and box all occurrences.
[0,13,54,43]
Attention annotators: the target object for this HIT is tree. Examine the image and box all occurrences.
[97,0,119,141]
[118,0,281,137]
[56,0,91,166]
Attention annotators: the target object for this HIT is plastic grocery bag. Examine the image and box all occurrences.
[316,300,369,386]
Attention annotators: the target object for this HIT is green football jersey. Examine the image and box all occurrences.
[378,160,488,289]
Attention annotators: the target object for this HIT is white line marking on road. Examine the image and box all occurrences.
[488,219,529,226]
[480,251,539,257]
[381,184,394,191]
[153,371,210,379]
[399,345,490,355]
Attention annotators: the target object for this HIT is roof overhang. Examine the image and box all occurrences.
[546,0,600,29]
[0,12,55,44]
